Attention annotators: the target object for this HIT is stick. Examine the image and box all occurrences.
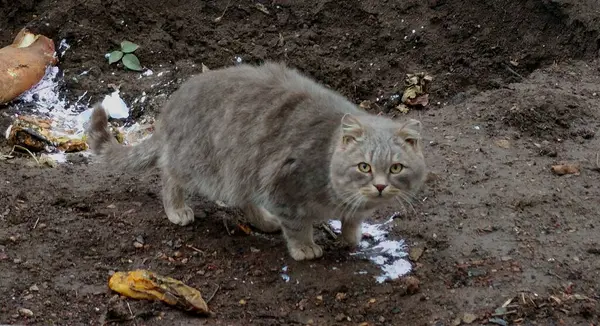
[320,223,338,240]
[32,217,40,230]
[9,145,40,166]
[186,244,205,255]
[207,283,220,303]
[503,63,526,80]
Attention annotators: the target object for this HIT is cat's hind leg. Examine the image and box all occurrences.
[162,171,195,226]
[280,219,323,261]
[242,204,281,233]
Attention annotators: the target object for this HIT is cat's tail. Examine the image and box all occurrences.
[87,103,159,172]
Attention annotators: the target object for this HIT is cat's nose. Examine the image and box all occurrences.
[374,184,387,193]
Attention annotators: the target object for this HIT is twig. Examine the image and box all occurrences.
[214,0,231,22]
[9,145,40,166]
[207,283,220,303]
[126,301,137,326]
[223,217,231,235]
[503,63,526,80]
[593,152,600,172]
[32,217,40,230]
[320,223,337,240]
[186,244,205,255]
[546,270,564,280]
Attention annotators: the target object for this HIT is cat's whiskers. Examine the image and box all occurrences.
[395,191,417,216]
[334,191,363,219]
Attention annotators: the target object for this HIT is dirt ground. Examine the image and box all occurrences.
[1,0,600,325]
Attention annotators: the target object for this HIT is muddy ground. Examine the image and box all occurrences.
[1,0,600,325]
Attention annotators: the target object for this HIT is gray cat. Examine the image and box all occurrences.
[87,62,427,261]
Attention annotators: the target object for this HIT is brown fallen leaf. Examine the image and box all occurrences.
[551,164,580,176]
[108,269,210,315]
[401,72,433,108]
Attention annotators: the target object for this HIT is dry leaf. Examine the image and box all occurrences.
[359,100,372,110]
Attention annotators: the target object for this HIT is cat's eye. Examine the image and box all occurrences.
[389,163,404,174]
[357,162,372,173]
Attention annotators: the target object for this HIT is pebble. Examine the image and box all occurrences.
[335,292,347,301]
[18,308,34,317]
[335,313,346,322]
[133,241,144,249]
[409,247,425,262]
[13,258,22,264]
[462,312,477,324]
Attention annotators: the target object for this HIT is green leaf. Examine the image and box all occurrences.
[122,53,143,71]
[108,50,124,64]
[120,40,139,53]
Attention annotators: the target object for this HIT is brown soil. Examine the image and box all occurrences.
[1,0,600,325]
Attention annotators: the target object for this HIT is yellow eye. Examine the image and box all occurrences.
[357,162,371,173]
[389,163,404,174]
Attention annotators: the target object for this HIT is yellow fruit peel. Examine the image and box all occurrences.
[108,269,210,315]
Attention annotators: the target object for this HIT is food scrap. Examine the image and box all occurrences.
[0,28,57,104]
[551,164,580,176]
[108,269,210,315]
[6,115,88,153]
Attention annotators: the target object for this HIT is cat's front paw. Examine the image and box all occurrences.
[166,206,195,226]
[341,222,362,247]
[288,243,323,261]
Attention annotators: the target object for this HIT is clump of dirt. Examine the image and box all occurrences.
[503,92,594,140]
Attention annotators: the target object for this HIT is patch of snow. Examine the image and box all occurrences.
[329,215,411,283]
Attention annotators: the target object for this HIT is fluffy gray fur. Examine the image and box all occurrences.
[87,62,427,261]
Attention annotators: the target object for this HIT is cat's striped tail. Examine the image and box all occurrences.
[86,103,159,172]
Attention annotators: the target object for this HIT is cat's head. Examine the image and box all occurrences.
[330,114,427,213]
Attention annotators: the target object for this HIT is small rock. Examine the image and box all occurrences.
[13,258,22,264]
[409,247,425,262]
[23,294,34,300]
[133,241,144,249]
[29,284,39,292]
[495,139,510,149]
[335,313,346,322]
[462,312,477,324]
[135,235,145,244]
[379,316,386,322]
[452,317,462,326]
[500,256,512,262]
[335,292,347,301]
[0,252,8,260]
[18,308,33,317]
[173,251,183,258]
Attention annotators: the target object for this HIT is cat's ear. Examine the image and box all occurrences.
[341,114,364,145]
[396,119,422,149]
